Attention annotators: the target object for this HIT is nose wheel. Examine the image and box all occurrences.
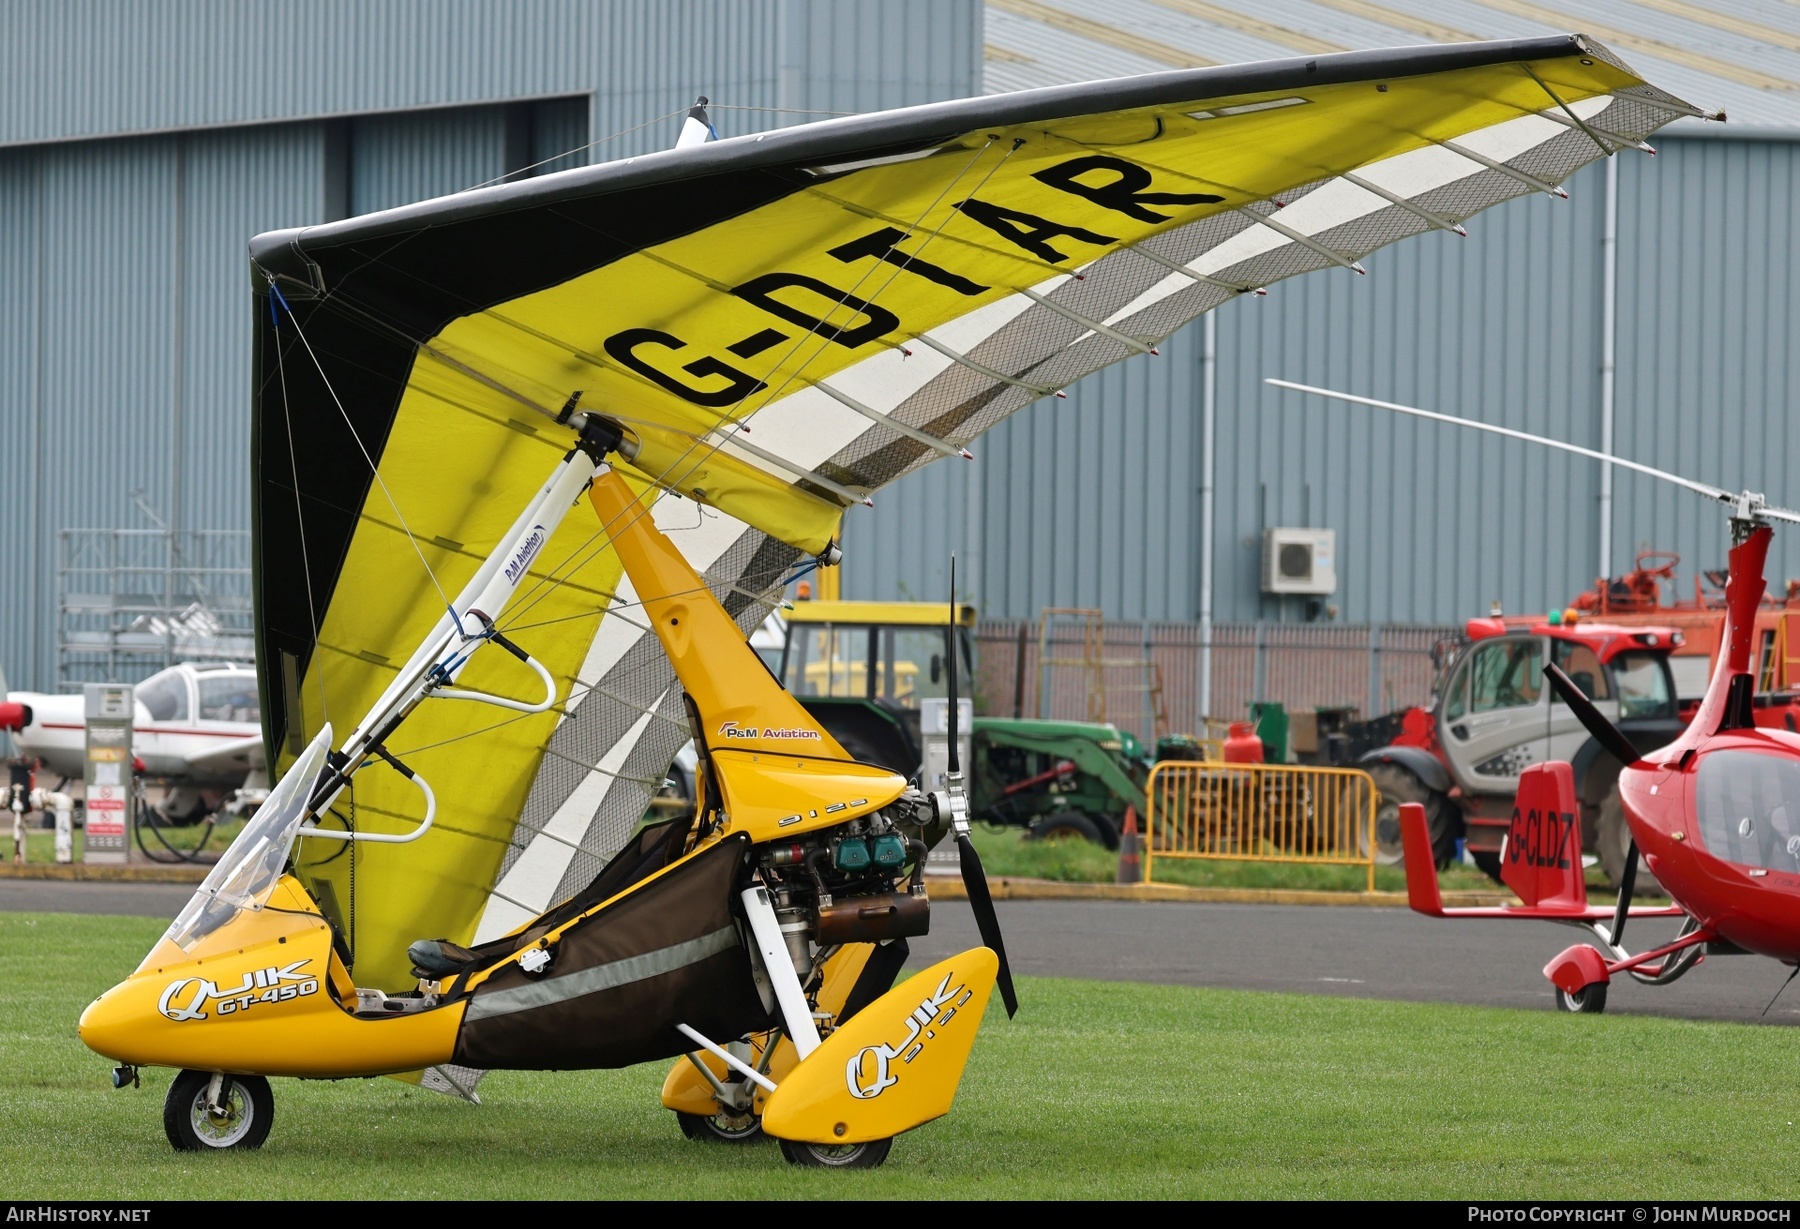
[163,1069,274,1151]
[1553,983,1608,1014]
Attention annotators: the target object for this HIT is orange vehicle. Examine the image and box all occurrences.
[1572,550,1800,712]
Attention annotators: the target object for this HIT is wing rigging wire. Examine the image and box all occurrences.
[457,106,690,195]
[269,284,457,618]
[268,279,332,728]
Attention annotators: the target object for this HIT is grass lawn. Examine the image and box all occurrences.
[8,816,246,866]
[1,911,1792,1199]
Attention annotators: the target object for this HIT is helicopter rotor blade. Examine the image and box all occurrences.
[1264,379,1800,525]
[1543,662,1642,768]
[945,555,1017,1017]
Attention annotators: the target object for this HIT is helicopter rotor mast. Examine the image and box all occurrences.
[1263,379,1800,533]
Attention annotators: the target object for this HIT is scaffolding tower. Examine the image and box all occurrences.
[57,528,255,690]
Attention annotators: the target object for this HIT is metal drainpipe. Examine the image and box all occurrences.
[1198,312,1217,720]
[778,0,804,122]
[1598,155,1618,582]
[965,438,983,611]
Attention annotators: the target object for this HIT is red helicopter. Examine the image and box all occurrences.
[1269,378,1800,1014]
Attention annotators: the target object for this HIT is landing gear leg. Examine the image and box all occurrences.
[163,1069,274,1151]
[676,1038,766,1143]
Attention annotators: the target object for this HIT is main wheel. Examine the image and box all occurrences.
[1554,983,1608,1014]
[1365,763,1457,867]
[163,1070,273,1151]
[677,1108,764,1144]
[1027,811,1107,846]
[779,1137,893,1168]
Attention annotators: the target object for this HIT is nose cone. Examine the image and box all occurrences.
[78,980,147,1062]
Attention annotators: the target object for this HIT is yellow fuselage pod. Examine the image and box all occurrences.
[78,877,463,1077]
[588,470,906,841]
[760,948,998,1144]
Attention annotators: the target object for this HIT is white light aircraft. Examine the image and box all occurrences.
[6,662,265,821]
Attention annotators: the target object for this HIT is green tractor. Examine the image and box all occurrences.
[775,599,1204,847]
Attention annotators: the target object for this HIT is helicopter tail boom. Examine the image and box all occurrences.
[1401,799,1682,922]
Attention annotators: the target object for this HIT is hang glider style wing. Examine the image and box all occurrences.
[249,36,1704,987]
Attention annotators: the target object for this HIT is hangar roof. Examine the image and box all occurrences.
[984,0,1799,133]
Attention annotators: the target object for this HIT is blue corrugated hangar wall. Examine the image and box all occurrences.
[0,0,980,691]
[5,1,1795,683]
[845,131,1800,627]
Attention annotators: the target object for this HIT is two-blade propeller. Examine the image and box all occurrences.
[1543,662,1644,939]
[945,557,1018,1017]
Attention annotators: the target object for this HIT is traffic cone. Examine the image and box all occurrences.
[1116,804,1142,884]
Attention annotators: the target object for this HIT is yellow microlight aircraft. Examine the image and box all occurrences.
[80,39,1701,1166]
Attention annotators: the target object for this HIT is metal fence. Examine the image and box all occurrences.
[1144,760,1381,891]
[57,529,255,688]
[973,618,1456,742]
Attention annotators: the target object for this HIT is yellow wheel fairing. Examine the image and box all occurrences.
[249,38,1703,993]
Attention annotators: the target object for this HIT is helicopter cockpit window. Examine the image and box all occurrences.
[1610,651,1676,720]
[138,671,189,721]
[1467,639,1542,713]
[1694,749,1800,874]
[1550,642,1610,702]
[164,727,332,951]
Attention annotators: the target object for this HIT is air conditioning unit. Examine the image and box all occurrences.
[1262,527,1337,595]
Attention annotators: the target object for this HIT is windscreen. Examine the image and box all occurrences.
[782,623,961,706]
[197,674,260,722]
[164,724,333,950]
[1693,748,1800,873]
